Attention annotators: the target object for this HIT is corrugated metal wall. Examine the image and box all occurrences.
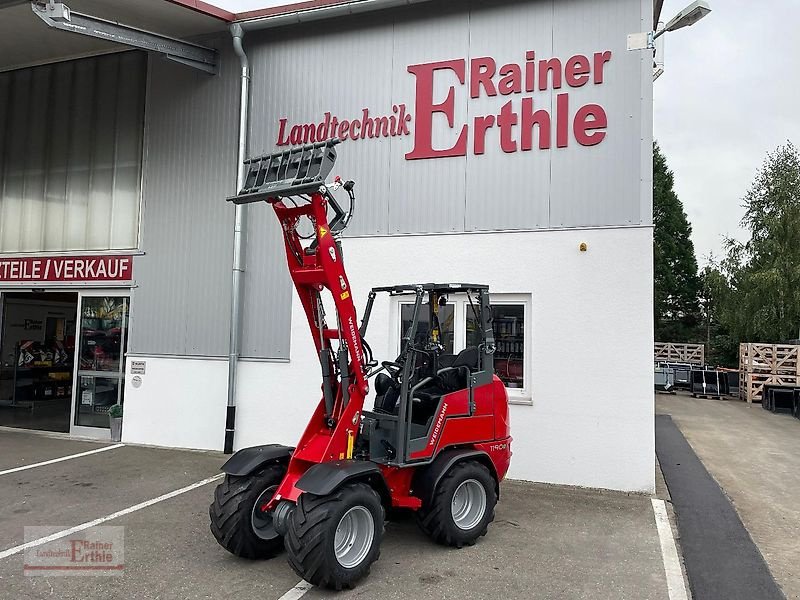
[129,0,650,358]
[0,52,146,253]
[246,0,651,235]
[129,43,291,358]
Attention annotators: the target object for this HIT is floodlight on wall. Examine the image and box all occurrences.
[628,0,711,50]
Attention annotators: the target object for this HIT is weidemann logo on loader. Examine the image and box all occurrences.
[429,402,448,447]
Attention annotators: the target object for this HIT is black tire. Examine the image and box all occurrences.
[209,464,286,559]
[417,460,497,548]
[285,482,384,590]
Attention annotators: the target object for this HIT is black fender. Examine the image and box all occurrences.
[220,444,294,477]
[412,448,500,506]
[296,460,390,504]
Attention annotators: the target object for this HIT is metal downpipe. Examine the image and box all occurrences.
[225,23,250,454]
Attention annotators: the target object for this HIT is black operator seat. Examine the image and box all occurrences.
[373,372,399,414]
[414,346,480,404]
[438,346,480,392]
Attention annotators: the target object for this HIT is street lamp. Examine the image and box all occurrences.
[628,0,712,50]
[655,0,712,39]
[628,0,712,79]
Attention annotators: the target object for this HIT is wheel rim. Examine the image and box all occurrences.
[251,486,279,540]
[334,506,375,569]
[451,479,487,531]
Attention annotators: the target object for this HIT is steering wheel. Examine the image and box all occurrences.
[381,360,403,380]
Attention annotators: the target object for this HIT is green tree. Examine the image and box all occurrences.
[653,142,702,342]
[720,142,800,342]
[699,263,738,367]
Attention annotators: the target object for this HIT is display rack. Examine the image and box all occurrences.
[6,342,73,410]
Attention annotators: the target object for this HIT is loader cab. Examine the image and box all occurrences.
[359,284,501,466]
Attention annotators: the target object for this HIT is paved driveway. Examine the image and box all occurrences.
[0,427,672,600]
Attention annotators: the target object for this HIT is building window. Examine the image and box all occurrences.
[467,304,526,391]
[395,294,531,403]
[0,52,146,253]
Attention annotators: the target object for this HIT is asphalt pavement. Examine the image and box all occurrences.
[0,426,672,600]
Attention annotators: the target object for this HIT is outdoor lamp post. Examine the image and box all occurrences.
[628,0,712,79]
[654,0,712,40]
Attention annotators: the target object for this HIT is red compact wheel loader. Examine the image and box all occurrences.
[210,139,512,590]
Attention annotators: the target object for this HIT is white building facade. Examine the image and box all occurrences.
[0,0,654,493]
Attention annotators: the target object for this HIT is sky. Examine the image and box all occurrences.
[212,0,799,263]
[654,0,800,264]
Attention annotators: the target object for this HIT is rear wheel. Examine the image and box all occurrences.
[209,464,286,559]
[285,483,384,590]
[417,460,497,548]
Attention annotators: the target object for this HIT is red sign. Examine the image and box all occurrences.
[0,255,133,283]
[275,48,612,160]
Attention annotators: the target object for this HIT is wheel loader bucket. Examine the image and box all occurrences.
[228,139,340,205]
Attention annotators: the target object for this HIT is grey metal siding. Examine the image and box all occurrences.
[240,206,293,359]
[0,52,146,253]
[130,43,291,358]
[246,0,651,235]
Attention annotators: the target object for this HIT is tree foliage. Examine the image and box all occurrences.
[653,142,702,342]
[703,142,800,364]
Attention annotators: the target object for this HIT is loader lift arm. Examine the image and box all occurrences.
[227,139,372,504]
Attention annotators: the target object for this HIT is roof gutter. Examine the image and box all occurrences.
[235,0,433,31]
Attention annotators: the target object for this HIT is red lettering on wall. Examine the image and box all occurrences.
[521,97,551,150]
[556,93,569,148]
[574,104,607,146]
[471,57,498,98]
[406,59,468,160]
[539,58,562,91]
[525,51,536,92]
[473,115,495,155]
[498,63,523,95]
[274,48,615,159]
[497,101,518,153]
[593,51,612,84]
[565,55,590,87]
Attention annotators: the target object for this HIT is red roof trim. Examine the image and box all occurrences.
[163,0,236,22]
[234,0,372,21]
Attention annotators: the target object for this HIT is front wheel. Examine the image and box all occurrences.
[285,483,384,590]
[416,460,497,548]
[209,464,286,559]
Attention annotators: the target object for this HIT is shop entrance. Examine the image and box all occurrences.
[0,292,78,433]
[73,294,129,431]
[0,291,130,435]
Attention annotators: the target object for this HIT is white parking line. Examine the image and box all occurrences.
[0,443,125,476]
[278,580,313,600]
[652,498,690,600]
[0,473,224,560]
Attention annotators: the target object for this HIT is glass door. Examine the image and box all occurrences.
[73,295,129,429]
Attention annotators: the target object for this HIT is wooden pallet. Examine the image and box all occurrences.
[654,342,705,366]
[740,372,800,404]
[739,343,800,376]
[738,343,800,403]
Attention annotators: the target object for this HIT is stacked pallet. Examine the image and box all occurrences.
[654,342,705,366]
[739,343,800,403]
